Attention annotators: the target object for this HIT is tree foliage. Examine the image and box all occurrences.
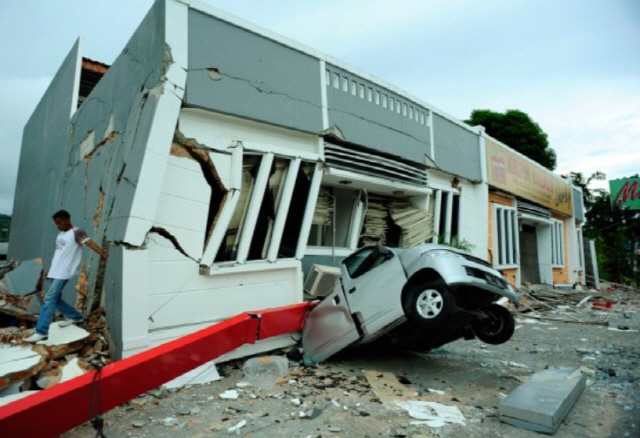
[576,172,640,286]
[466,109,557,170]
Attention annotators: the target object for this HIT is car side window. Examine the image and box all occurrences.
[343,246,393,279]
[344,248,375,278]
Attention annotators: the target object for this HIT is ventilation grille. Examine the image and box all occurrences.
[324,144,428,187]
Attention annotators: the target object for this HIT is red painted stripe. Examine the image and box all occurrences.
[0,303,313,438]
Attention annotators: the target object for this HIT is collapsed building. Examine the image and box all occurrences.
[8,0,587,362]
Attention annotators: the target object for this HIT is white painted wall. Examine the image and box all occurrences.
[121,107,321,358]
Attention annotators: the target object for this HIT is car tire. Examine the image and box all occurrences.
[472,304,515,345]
[403,282,455,328]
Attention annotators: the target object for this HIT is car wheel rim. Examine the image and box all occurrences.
[416,289,443,319]
[480,311,504,335]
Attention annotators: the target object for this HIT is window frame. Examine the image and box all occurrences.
[551,219,565,267]
[493,204,519,269]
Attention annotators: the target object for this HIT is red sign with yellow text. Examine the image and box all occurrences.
[486,139,573,216]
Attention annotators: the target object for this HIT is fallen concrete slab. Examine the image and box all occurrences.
[0,345,46,391]
[499,367,586,434]
[3,259,42,296]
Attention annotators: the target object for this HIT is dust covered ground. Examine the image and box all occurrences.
[62,306,640,438]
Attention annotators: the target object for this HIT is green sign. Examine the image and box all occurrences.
[610,177,640,210]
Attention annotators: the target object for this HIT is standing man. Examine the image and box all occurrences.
[25,210,108,342]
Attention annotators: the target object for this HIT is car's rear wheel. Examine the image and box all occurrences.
[403,282,455,328]
[472,304,515,345]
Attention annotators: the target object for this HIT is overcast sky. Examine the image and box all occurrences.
[1,0,639,215]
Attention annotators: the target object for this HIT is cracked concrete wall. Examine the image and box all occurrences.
[432,114,482,182]
[10,0,186,358]
[325,65,432,166]
[185,9,324,134]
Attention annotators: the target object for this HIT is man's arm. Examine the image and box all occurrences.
[86,239,109,259]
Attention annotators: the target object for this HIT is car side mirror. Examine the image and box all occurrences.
[376,244,393,259]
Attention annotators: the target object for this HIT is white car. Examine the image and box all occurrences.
[302,243,519,363]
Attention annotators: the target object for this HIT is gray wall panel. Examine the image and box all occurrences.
[186,9,323,134]
[9,0,169,357]
[432,114,482,181]
[326,66,431,165]
[573,188,585,222]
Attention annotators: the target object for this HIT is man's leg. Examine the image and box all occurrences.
[34,279,68,335]
[57,296,84,321]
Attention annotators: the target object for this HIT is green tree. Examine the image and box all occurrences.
[466,109,557,170]
[566,170,606,211]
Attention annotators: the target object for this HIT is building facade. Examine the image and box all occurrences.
[10,0,584,359]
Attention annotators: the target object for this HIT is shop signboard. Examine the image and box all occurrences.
[486,139,573,216]
[610,177,640,210]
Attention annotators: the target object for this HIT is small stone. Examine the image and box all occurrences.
[190,407,201,415]
[131,420,146,428]
[358,410,370,416]
[178,408,191,416]
[290,398,302,406]
[390,427,407,437]
[328,426,342,432]
[163,416,177,427]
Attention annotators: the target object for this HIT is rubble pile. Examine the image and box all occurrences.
[515,283,640,327]
[0,261,112,404]
[0,308,111,398]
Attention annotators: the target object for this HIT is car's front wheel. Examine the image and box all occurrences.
[403,282,455,328]
[472,304,515,345]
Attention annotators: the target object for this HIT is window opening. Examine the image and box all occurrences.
[247,158,289,260]
[278,163,315,258]
[215,155,261,262]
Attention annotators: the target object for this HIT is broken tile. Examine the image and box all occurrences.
[60,358,88,382]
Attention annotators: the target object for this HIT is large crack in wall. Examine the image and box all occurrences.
[172,131,228,248]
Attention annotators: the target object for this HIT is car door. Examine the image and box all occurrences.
[340,246,407,340]
[301,276,361,363]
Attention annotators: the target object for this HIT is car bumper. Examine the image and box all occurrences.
[448,275,520,306]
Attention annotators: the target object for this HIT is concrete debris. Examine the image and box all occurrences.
[0,344,46,391]
[164,359,220,389]
[60,357,89,382]
[0,306,111,403]
[0,390,39,408]
[516,283,640,326]
[499,367,586,434]
[396,400,466,428]
[219,389,239,399]
[2,259,42,297]
[227,419,247,433]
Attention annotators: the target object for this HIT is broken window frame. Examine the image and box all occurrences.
[201,147,323,268]
[493,205,519,269]
[551,219,565,267]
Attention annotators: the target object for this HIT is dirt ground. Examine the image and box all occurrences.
[62,308,639,438]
